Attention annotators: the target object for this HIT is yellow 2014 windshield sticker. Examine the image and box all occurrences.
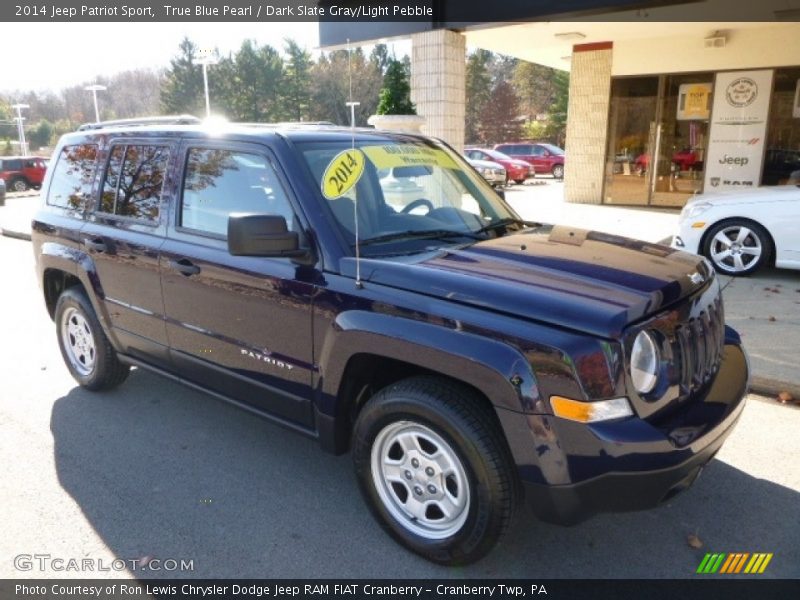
[322,149,366,199]
[362,144,458,170]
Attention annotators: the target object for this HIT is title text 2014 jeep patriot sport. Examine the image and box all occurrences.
[33,117,749,565]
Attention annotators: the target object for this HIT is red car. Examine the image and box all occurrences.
[633,149,701,175]
[494,142,565,179]
[464,147,534,184]
[0,156,48,191]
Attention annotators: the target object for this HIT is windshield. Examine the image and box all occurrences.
[484,149,512,161]
[297,138,522,256]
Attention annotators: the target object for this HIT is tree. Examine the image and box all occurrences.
[465,50,493,144]
[309,49,383,126]
[375,58,415,115]
[478,80,522,144]
[161,37,204,115]
[282,39,313,122]
[369,43,391,74]
[513,61,557,122]
[230,40,284,122]
[545,70,570,146]
[28,120,54,150]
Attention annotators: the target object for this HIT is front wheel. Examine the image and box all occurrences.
[55,287,130,390]
[513,179,526,185]
[551,164,564,179]
[352,377,519,565]
[9,177,29,192]
[702,219,772,276]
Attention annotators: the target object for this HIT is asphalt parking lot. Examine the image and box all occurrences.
[1,231,799,580]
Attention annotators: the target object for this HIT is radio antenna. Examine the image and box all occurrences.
[347,38,363,289]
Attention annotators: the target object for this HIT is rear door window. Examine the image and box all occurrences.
[47,144,98,209]
[99,144,169,223]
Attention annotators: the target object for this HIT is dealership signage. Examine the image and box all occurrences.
[677,83,713,121]
[705,69,773,191]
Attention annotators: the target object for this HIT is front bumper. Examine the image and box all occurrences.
[480,170,506,186]
[518,339,749,525]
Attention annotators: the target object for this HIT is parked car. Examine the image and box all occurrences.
[494,142,565,179]
[0,155,48,191]
[672,185,800,275]
[465,147,534,184]
[33,117,748,565]
[0,176,5,206]
[465,156,506,188]
[633,149,702,176]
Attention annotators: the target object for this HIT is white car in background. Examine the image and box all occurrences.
[672,185,800,276]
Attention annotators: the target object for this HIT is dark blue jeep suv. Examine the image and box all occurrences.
[32,117,749,565]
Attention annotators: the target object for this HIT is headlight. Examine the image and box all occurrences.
[680,201,712,222]
[631,330,660,394]
[480,168,491,176]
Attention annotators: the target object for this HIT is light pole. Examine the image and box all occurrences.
[346,101,360,128]
[11,103,29,157]
[196,49,218,118]
[84,84,107,122]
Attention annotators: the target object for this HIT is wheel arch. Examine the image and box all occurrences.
[314,311,540,454]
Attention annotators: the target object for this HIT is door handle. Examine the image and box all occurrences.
[84,238,107,253]
[169,258,201,276]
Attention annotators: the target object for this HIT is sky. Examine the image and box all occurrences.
[0,22,409,94]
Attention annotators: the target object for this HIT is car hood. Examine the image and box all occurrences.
[692,185,800,205]
[468,158,504,170]
[342,225,712,338]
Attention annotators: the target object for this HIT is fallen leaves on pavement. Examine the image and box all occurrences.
[687,533,703,549]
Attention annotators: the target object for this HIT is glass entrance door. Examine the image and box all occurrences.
[650,74,712,207]
[604,77,659,205]
[604,73,714,207]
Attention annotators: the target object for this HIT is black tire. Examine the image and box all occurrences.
[702,219,772,276]
[9,177,29,192]
[55,287,130,390]
[551,164,564,179]
[513,179,525,185]
[352,376,519,565]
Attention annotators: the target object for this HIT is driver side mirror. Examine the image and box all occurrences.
[227,214,306,258]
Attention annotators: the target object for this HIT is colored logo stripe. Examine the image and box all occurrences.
[697,553,773,574]
[744,553,773,574]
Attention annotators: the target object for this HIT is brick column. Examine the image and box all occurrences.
[410,29,466,152]
[564,42,613,204]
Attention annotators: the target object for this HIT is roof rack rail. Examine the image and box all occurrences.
[237,121,338,128]
[77,115,202,131]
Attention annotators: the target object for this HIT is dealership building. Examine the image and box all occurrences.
[320,0,800,207]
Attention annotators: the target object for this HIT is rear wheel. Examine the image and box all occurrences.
[9,177,29,192]
[703,220,771,276]
[352,376,519,565]
[55,287,130,390]
[551,164,564,179]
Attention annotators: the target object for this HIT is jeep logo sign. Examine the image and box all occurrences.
[705,70,773,193]
[719,155,749,166]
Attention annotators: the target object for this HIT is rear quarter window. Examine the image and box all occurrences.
[46,144,99,209]
[99,144,169,223]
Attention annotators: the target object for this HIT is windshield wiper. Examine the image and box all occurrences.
[475,218,540,235]
[358,229,484,247]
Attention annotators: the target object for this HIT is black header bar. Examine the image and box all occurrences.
[3,0,799,23]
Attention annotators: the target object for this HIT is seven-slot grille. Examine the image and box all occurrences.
[675,294,725,395]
